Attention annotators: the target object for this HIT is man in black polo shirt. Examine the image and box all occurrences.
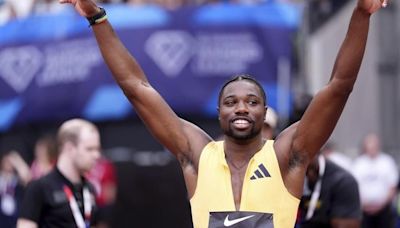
[17,119,101,228]
[297,154,362,228]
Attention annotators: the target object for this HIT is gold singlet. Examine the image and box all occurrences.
[190,140,299,228]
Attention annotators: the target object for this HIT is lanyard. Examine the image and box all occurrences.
[0,176,17,196]
[63,185,92,228]
[305,155,326,220]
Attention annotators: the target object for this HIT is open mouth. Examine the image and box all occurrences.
[232,118,251,129]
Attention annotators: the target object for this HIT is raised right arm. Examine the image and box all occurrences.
[274,0,387,198]
[60,0,212,166]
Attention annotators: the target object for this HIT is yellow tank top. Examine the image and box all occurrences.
[190,140,299,228]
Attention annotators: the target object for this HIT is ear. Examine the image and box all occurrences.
[216,107,220,120]
[63,141,76,155]
[264,106,268,121]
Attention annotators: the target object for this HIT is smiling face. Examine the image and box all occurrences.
[218,80,266,141]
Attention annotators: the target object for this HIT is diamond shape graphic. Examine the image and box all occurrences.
[0,46,43,93]
[145,30,194,77]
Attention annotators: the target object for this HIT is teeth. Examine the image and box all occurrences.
[234,119,249,124]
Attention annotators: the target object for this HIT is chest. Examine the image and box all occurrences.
[41,184,96,227]
[229,167,247,210]
[209,160,279,212]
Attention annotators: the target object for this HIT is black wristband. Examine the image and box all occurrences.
[86,7,107,26]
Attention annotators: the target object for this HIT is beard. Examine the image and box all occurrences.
[224,125,261,141]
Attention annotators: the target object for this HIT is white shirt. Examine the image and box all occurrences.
[352,153,398,205]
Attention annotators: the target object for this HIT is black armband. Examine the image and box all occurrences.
[86,7,107,27]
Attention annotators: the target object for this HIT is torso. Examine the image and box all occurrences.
[190,140,300,228]
[19,169,97,227]
[227,162,249,210]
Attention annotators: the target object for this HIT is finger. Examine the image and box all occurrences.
[382,0,388,7]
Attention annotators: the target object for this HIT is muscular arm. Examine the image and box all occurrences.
[275,0,386,197]
[61,0,211,168]
[293,7,371,162]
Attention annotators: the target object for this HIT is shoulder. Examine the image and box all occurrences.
[199,141,222,160]
[27,169,66,193]
[325,161,358,190]
[274,122,307,168]
[25,178,43,193]
[23,176,47,201]
[379,153,397,163]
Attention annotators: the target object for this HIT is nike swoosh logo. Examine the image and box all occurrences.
[224,214,255,227]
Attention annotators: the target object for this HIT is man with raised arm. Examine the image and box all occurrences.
[59,0,387,227]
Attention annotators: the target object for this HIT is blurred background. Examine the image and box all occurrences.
[0,0,399,227]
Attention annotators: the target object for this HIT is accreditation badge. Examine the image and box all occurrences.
[1,194,16,216]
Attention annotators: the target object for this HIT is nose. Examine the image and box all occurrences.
[235,101,248,114]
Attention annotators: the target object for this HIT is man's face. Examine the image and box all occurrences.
[218,80,266,140]
[363,134,380,157]
[73,128,101,173]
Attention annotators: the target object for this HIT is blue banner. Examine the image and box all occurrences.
[0,3,302,131]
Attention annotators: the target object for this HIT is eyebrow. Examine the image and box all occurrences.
[223,93,261,100]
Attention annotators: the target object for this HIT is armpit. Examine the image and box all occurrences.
[288,151,307,169]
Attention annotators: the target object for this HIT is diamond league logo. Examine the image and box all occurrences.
[145,30,194,77]
[0,46,42,93]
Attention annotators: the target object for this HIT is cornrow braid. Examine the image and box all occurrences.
[218,74,267,107]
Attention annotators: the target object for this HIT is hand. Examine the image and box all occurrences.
[59,0,100,17]
[357,0,389,14]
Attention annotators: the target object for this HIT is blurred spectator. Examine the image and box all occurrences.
[321,141,352,172]
[17,119,101,228]
[86,156,117,228]
[261,107,278,140]
[0,151,31,228]
[297,154,361,228]
[0,0,34,24]
[352,133,398,228]
[126,0,188,10]
[30,134,58,180]
[32,0,67,15]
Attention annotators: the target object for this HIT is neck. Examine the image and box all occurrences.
[56,155,81,184]
[224,136,265,163]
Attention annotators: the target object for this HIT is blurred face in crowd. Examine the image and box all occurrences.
[71,126,101,173]
[363,133,380,157]
[218,80,266,141]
